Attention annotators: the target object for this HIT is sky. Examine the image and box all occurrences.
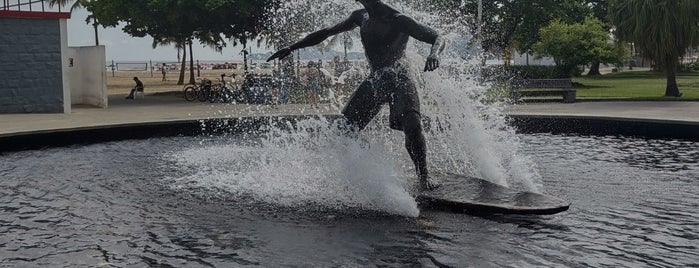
[66,8,271,62]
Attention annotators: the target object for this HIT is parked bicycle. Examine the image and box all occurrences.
[182,78,213,102]
[208,74,237,103]
[239,74,292,105]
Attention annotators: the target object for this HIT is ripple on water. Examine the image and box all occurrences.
[0,134,697,266]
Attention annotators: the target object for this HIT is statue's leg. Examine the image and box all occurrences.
[341,80,381,132]
[402,111,432,189]
[386,72,436,190]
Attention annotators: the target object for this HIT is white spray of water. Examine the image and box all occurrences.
[167,0,543,217]
[413,51,543,191]
[169,118,420,217]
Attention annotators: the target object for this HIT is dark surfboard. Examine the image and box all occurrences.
[417,173,570,215]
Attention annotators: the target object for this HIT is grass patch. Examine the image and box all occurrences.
[573,70,699,100]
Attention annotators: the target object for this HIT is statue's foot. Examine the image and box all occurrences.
[419,176,439,191]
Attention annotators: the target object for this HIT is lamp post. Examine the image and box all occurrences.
[477,0,482,45]
[477,0,485,67]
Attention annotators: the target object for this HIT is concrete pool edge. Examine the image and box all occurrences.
[508,114,699,141]
[0,115,338,152]
[1,114,697,152]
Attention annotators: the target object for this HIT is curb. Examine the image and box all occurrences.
[0,115,338,153]
[1,114,696,153]
[508,114,699,141]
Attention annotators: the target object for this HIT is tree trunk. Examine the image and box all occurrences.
[587,62,601,75]
[92,18,99,46]
[503,47,511,67]
[664,59,681,97]
[188,40,195,85]
[178,45,186,85]
[243,42,248,74]
[296,50,301,80]
[344,43,348,61]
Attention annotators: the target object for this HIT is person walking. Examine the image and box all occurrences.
[161,63,167,81]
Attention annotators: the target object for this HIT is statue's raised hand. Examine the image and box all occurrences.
[267,47,292,62]
[424,55,439,72]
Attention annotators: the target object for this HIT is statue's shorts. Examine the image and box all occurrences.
[342,65,420,131]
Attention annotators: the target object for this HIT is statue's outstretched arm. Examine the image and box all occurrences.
[290,11,361,50]
[268,10,362,62]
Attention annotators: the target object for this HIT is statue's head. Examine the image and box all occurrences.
[356,0,381,9]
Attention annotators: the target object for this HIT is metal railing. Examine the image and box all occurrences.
[106,60,194,77]
[2,0,62,12]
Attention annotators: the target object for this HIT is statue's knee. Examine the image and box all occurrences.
[402,112,423,135]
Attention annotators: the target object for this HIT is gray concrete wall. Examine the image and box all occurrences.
[0,17,64,113]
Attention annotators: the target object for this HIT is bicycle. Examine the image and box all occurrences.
[198,79,213,102]
[182,78,213,102]
[182,82,200,102]
[207,74,227,103]
[209,74,245,103]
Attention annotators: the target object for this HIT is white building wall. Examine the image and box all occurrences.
[60,18,71,113]
[66,46,108,108]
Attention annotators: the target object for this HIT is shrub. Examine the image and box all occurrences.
[679,61,699,73]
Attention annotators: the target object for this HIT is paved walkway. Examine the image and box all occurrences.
[1,92,698,138]
[0,93,340,138]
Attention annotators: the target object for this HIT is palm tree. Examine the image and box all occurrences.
[610,0,699,97]
[153,32,225,85]
[326,31,358,61]
[313,31,357,67]
[188,38,195,85]
[46,0,100,46]
[152,36,187,85]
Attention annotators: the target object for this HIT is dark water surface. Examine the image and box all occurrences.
[1,134,697,267]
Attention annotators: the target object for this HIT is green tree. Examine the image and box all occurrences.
[262,0,324,77]
[152,36,188,84]
[583,0,611,75]
[610,0,699,97]
[45,0,100,45]
[83,0,274,85]
[533,17,626,77]
[510,0,588,54]
[427,0,588,63]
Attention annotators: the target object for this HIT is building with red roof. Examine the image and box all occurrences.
[1,0,72,113]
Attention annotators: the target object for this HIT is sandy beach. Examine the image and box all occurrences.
[107,68,254,96]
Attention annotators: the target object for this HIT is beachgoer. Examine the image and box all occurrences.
[304,61,322,108]
[125,76,144,99]
[161,63,167,81]
[229,73,238,85]
[267,0,445,190]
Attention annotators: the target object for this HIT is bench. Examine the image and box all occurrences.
[510,78,575,103]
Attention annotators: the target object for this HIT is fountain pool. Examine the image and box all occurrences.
[2,0,697,266]
[0,133,696,267]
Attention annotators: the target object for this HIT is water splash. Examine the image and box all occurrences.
[410,51,543,192]
[167,0,543,217]
[264,0,543,191]
[169,119,419,217]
